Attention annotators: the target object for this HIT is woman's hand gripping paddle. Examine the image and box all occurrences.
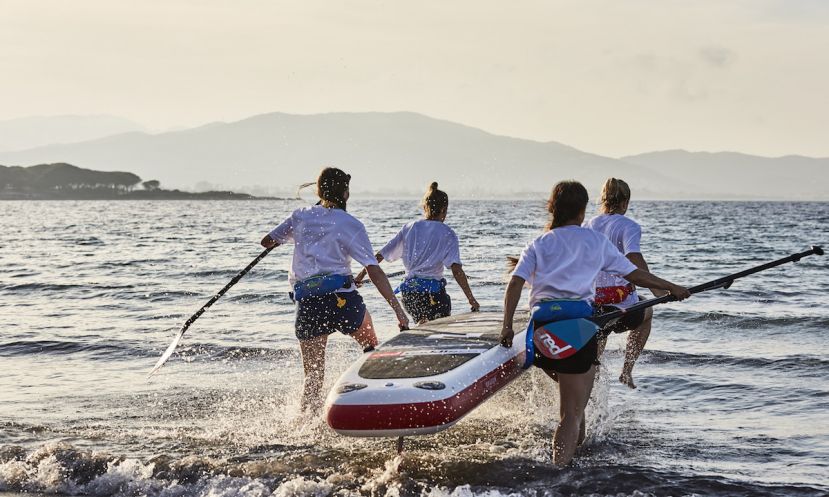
[147,245,276,379]
[532,246,824,360]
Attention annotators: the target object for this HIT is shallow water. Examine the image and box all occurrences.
[1,199,827,497]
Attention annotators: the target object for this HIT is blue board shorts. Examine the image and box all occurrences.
[295,290,366,341]
[401,288,452,323]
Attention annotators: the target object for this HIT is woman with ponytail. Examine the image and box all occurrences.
[500,180,689,466]
[356,181,479,324]
[261,167,409,413]
[584,178,665,389]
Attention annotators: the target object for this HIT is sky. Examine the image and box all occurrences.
[2,0,828,158]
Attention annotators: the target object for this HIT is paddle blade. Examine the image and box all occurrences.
[147,329,186,379]
[533,318,599,360]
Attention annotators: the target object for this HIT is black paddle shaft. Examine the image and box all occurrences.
[593,245,824,329]
[361,270,406,286]
[178,245,276,335]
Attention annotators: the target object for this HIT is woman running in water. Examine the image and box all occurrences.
[355,182,479,324]
[500,180,689,466]
[261,167,409,412]
[584,178,666,389]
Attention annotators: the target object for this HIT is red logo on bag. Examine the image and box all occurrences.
[533,329,576,360]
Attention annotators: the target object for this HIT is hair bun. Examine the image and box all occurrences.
[429,181,439,191]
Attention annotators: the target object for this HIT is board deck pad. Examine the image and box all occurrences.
[358,314,506,379]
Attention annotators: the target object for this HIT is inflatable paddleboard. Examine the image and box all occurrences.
[325,312,527,437]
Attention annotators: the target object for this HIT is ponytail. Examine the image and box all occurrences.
[422,181,449,220]
[506,255,519,273]
[599,177,631,214]
[315,167,351,210]
[545,180,589,230]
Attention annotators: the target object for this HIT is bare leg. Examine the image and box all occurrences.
[299,335,328,414]
[351,310,379,350]
[552,366,596,466]
[620,307,653,389]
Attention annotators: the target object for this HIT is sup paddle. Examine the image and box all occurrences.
[147,245,276,378]
[358,270,405,286]
[532,246,824,359]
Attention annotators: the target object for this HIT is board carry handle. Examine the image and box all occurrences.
[593,245,824,328]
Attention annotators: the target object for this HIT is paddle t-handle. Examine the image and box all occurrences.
[594,245,823,328]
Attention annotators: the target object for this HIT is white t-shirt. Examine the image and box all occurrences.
[584,213,642,307]
[379,219,462,280]
[268,205,378,286]
[512,225,638,307]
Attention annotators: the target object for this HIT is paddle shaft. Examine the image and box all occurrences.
[361,270,406,286]
[593,246,824,328]
[178,245,276,336]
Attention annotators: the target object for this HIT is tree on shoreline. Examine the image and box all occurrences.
[0,163,140,193]
[142,179,160,191]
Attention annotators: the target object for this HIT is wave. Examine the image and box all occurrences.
[0,282,136,295]
[0,339,150,359]
[174,343,297,362]
[97,259,170,269]
[643,349,829,376]
[0,338,296,364]
[225,292,292,304]
[661,309,829,330]
[74,237,106,246]
[190,269,288,280]
[1,442,826,497]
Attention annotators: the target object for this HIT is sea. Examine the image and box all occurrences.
[1,199,827,497]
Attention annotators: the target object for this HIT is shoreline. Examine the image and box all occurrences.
[0,191,287,201]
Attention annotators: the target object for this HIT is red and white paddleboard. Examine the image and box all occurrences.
[325,312,527,437]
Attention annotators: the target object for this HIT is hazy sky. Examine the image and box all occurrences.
[2,0,828,157]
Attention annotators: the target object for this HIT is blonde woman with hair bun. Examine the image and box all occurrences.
[584,177,668,389]
[355,181,479,323]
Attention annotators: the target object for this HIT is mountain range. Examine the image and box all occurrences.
[0,115,145,152]
[0,112,825,200]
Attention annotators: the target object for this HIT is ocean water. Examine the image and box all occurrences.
[1,199,827,497]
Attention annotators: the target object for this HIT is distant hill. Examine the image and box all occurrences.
[621,150,829,200]
[0,112,825,199]
[0,112,683,198]
[0,115,145,152]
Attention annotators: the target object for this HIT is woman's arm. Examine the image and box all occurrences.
[365,265,409,330]
[354,253,383,285]
[626,252,668,297]
[450,263,480,311]
[623,269,690,300]
[500,275,525,347]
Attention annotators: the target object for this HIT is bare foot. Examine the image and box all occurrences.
[619,370,637,389]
